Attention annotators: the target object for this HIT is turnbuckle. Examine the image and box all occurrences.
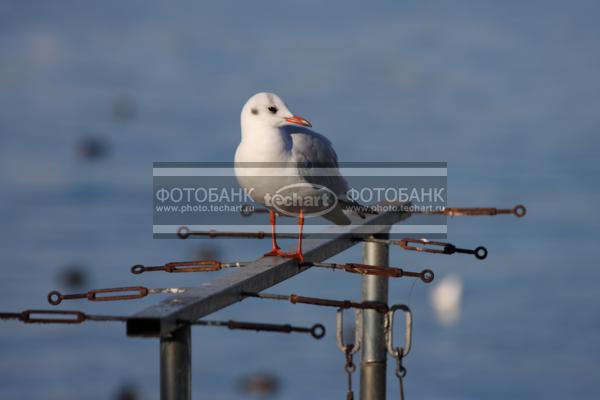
[179,204,526,241]
[243,292,389,313]
[176,226,298,240]
[130,259,433,283]
[430,204,526,217]
[310,262,434,283]
[47,286,186,305]
[0,310,323,338]
[395,238,488,260]
[190,319,326,339]
[131,260,243,274]
[0,309,128,324]
[239,203,527,218]
[48,286,149,305]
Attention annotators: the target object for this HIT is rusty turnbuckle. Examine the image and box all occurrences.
[177,226,298,240]
[372,238,488,260]
[422,204,526,217]
[243,292,390,313]
[239,204,526,218]
[131,260,243,274]
[178,204,525,242]
[47,286,186,305]
[0,309,325,338]
[0,310,128,324]
[189,319,326,339]
[131,259,434,282]
[309,262,434,283]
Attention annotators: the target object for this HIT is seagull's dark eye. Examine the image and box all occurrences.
[268,106,278,114]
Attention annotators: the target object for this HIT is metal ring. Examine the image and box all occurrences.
[513,205,526,218]
[386,304,412,358]
[345,363,356,373]
[336,308,362,354]
[311,324,326,339]
[396,365,407,378]
[177,226,190,239]
[475,247,488,260]
[47,291,62,306]
[421,269,434,283]
[131,265,145,275]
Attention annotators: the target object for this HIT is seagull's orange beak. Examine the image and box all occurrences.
[284,115,312,127]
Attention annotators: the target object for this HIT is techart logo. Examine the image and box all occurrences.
[264,183,338,218]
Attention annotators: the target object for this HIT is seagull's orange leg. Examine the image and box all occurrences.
[263,209,305,262]
[294,209,305,262]
[264,210,282,256]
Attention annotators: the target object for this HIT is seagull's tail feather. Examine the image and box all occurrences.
[323,197,380,225]
[322,204,352,225]
[339,199,379,219]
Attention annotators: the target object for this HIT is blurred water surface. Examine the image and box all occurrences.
[1,1,599,399]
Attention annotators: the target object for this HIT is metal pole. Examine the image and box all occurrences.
[360,234,389,400]
[160,324,191,400]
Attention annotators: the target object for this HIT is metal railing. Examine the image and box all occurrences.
[0,203,525,400]
[130,202,411,399]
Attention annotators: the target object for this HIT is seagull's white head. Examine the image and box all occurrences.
[241,92,311,133]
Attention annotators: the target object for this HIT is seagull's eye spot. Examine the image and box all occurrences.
[268,106,278,114]
[251,108,258,115]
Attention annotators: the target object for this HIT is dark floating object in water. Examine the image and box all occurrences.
[237,372,280,397]
[58,264,89,289]
[193,243,221,261]
[112,95,136,122]
[76,136,110,161]
[114,383,139,400]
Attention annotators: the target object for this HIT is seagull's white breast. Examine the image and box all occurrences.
[234,127,304,207]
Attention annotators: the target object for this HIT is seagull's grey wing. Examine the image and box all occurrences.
[288,127,349,194]
[283,126,356,224]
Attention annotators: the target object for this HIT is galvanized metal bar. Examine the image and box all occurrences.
[127,203,410,338]
[160,324,191,400]
[360,235,390,400]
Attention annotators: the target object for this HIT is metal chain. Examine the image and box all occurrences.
[394,348,407,400]
[344,344,356,400]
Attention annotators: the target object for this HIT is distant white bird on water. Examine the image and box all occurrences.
[234,92,367,262]
[430,274,464,326]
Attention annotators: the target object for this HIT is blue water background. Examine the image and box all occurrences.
[1,1,599,399]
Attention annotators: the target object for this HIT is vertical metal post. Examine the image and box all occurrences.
[360,235,389,400]
[160,324,191,400]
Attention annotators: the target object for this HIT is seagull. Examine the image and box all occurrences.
[234,92,368,262]
[430,274,463,326]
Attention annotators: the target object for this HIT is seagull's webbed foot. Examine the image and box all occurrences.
[263,209,305,263]
[264,248,305,263]
[263,246,282,257]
